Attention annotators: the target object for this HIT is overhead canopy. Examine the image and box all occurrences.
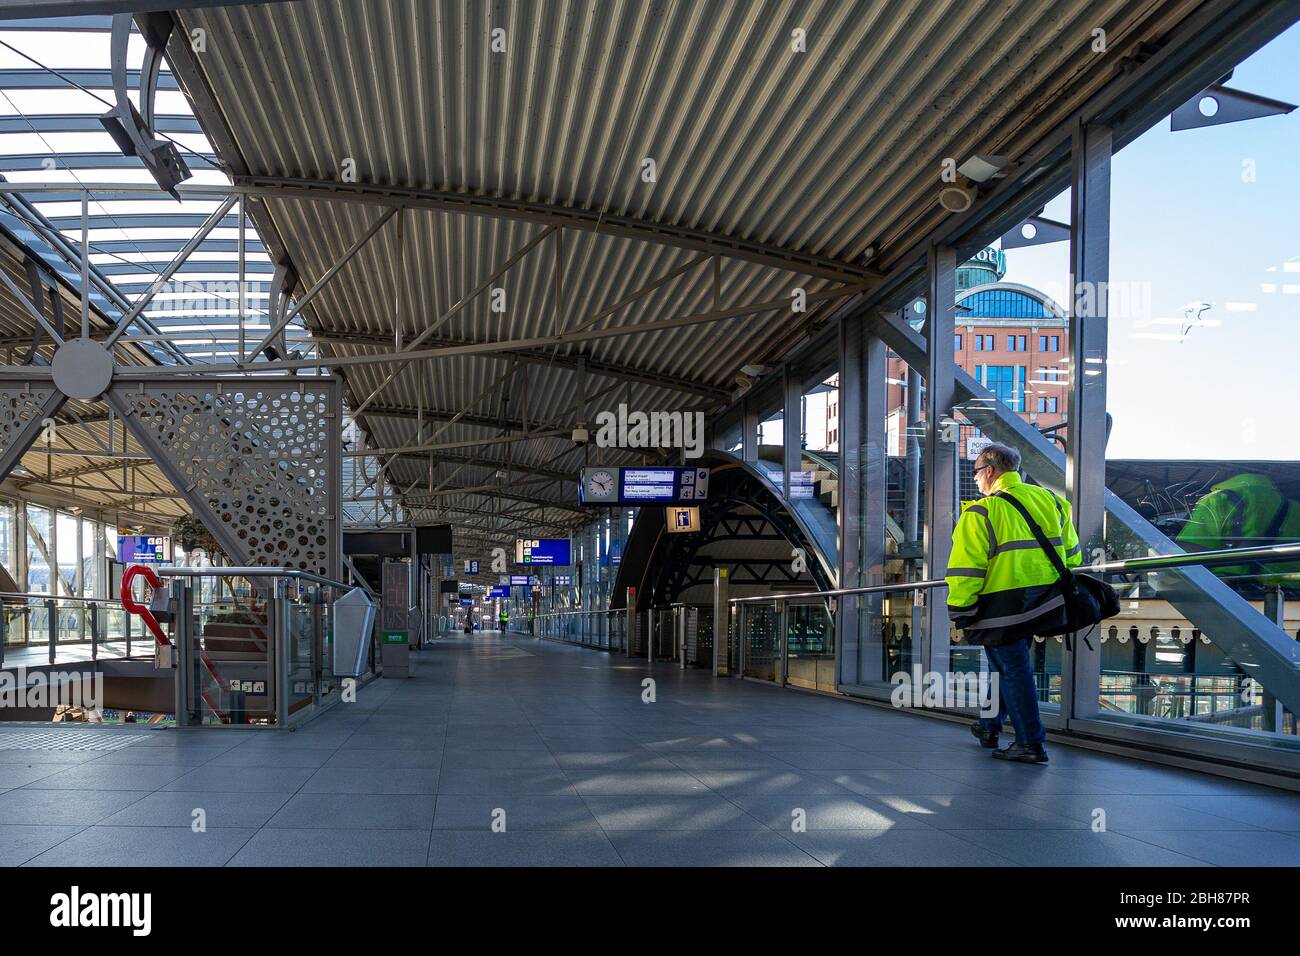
[8,0,1210,549]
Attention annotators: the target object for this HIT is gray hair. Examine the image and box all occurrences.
[978,442,1021,474]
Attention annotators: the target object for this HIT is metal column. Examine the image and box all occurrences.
[783,365,802,500]
[1063,121,1112,723]
[172,578,191,727]
[741,397,759,462]
[837,315,864,685]
[859,332,890,684]
[923,244,958,679]
[712,567,729,676]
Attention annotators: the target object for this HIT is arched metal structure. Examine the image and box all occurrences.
[613,451,837,611]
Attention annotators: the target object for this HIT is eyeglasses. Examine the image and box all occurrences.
[973,464,993,477]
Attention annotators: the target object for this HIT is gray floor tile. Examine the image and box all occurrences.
[322,749,442,770]
[949,829,1212,867]
[440,749,561,771]
[228,827,431,866]
[814,769,987,796]
[0,788,146,825]
[0,632,1289,868]
[771,750,912,771]
[1168,794,1300,830]
[23,763,190,791]
[162,765,317,793]
[427,829,623,866]
[302,767,440,794]
[268,792,435,829]
[437,768,577,796]
[0,824,85,865]
[666,751,801,772]
[788,828,1016,866]
[689,769,853,798]
[871,793,1090,830]
[565,770,710,796]
[730,794,934,831]
[341,733,444,751]
[1122,829,1300,866]
[583,795,767,830]
[24,826,255,867]
[604,830,820,867]
[552,751,680,771]
[433,795,600,830]
[206,747,336,769]
[1012,793,1262,831]
[0,749,103,765]
[98,790,292,828]
[0,763,83,787]
[932,767,1127,797]
[76,749,219,768]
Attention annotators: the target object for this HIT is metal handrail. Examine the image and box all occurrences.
[0,592,123,604]
[728,541,1300,605]
[148,566,355,592]
[535,608,616,618]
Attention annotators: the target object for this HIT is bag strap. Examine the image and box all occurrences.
[993,490,1071,590]
[995,490,1095,651]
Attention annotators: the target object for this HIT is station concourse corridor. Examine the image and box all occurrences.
[2,632,1299,868]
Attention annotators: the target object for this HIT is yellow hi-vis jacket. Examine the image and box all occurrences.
[1175,473,1300,586]
[946,471,1082,643]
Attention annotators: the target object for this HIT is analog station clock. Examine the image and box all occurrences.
[581,467,618,504]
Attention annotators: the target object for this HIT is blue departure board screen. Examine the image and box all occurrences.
[618,467,709,504]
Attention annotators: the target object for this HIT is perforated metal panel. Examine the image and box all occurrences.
[112,377,341,580]
[0,382,65,478]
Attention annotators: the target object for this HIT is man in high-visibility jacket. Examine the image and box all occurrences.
[946,442,1082,764]
[1175,472,1300,589]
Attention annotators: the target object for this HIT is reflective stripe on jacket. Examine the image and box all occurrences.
[945,471,1082,633]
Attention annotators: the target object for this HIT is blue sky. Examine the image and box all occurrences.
[1001,22,1300,462]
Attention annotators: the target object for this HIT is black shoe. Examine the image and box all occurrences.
[970,722,999,749]
[991,742,1049,764]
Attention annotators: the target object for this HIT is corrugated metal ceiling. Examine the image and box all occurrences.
[165,0,1200,549]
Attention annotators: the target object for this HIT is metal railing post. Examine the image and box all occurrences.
[274,580,289,728]
[712,568,728,677]
[776,599,786,686]
[46,598,56,665]
[625,587,636,658]
[172,578,190,727]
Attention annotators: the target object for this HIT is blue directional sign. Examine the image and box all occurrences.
[489,586,509,598]
[515,538,572,566]
[119,535,170,564]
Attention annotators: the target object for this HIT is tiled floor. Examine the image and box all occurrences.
[2,631,1299,867]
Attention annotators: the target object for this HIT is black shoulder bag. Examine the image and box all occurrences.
[993,491,1120,649]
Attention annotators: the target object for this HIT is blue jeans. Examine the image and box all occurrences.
[978,637,1046,746]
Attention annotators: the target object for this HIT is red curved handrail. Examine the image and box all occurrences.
[121,564,229,723]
